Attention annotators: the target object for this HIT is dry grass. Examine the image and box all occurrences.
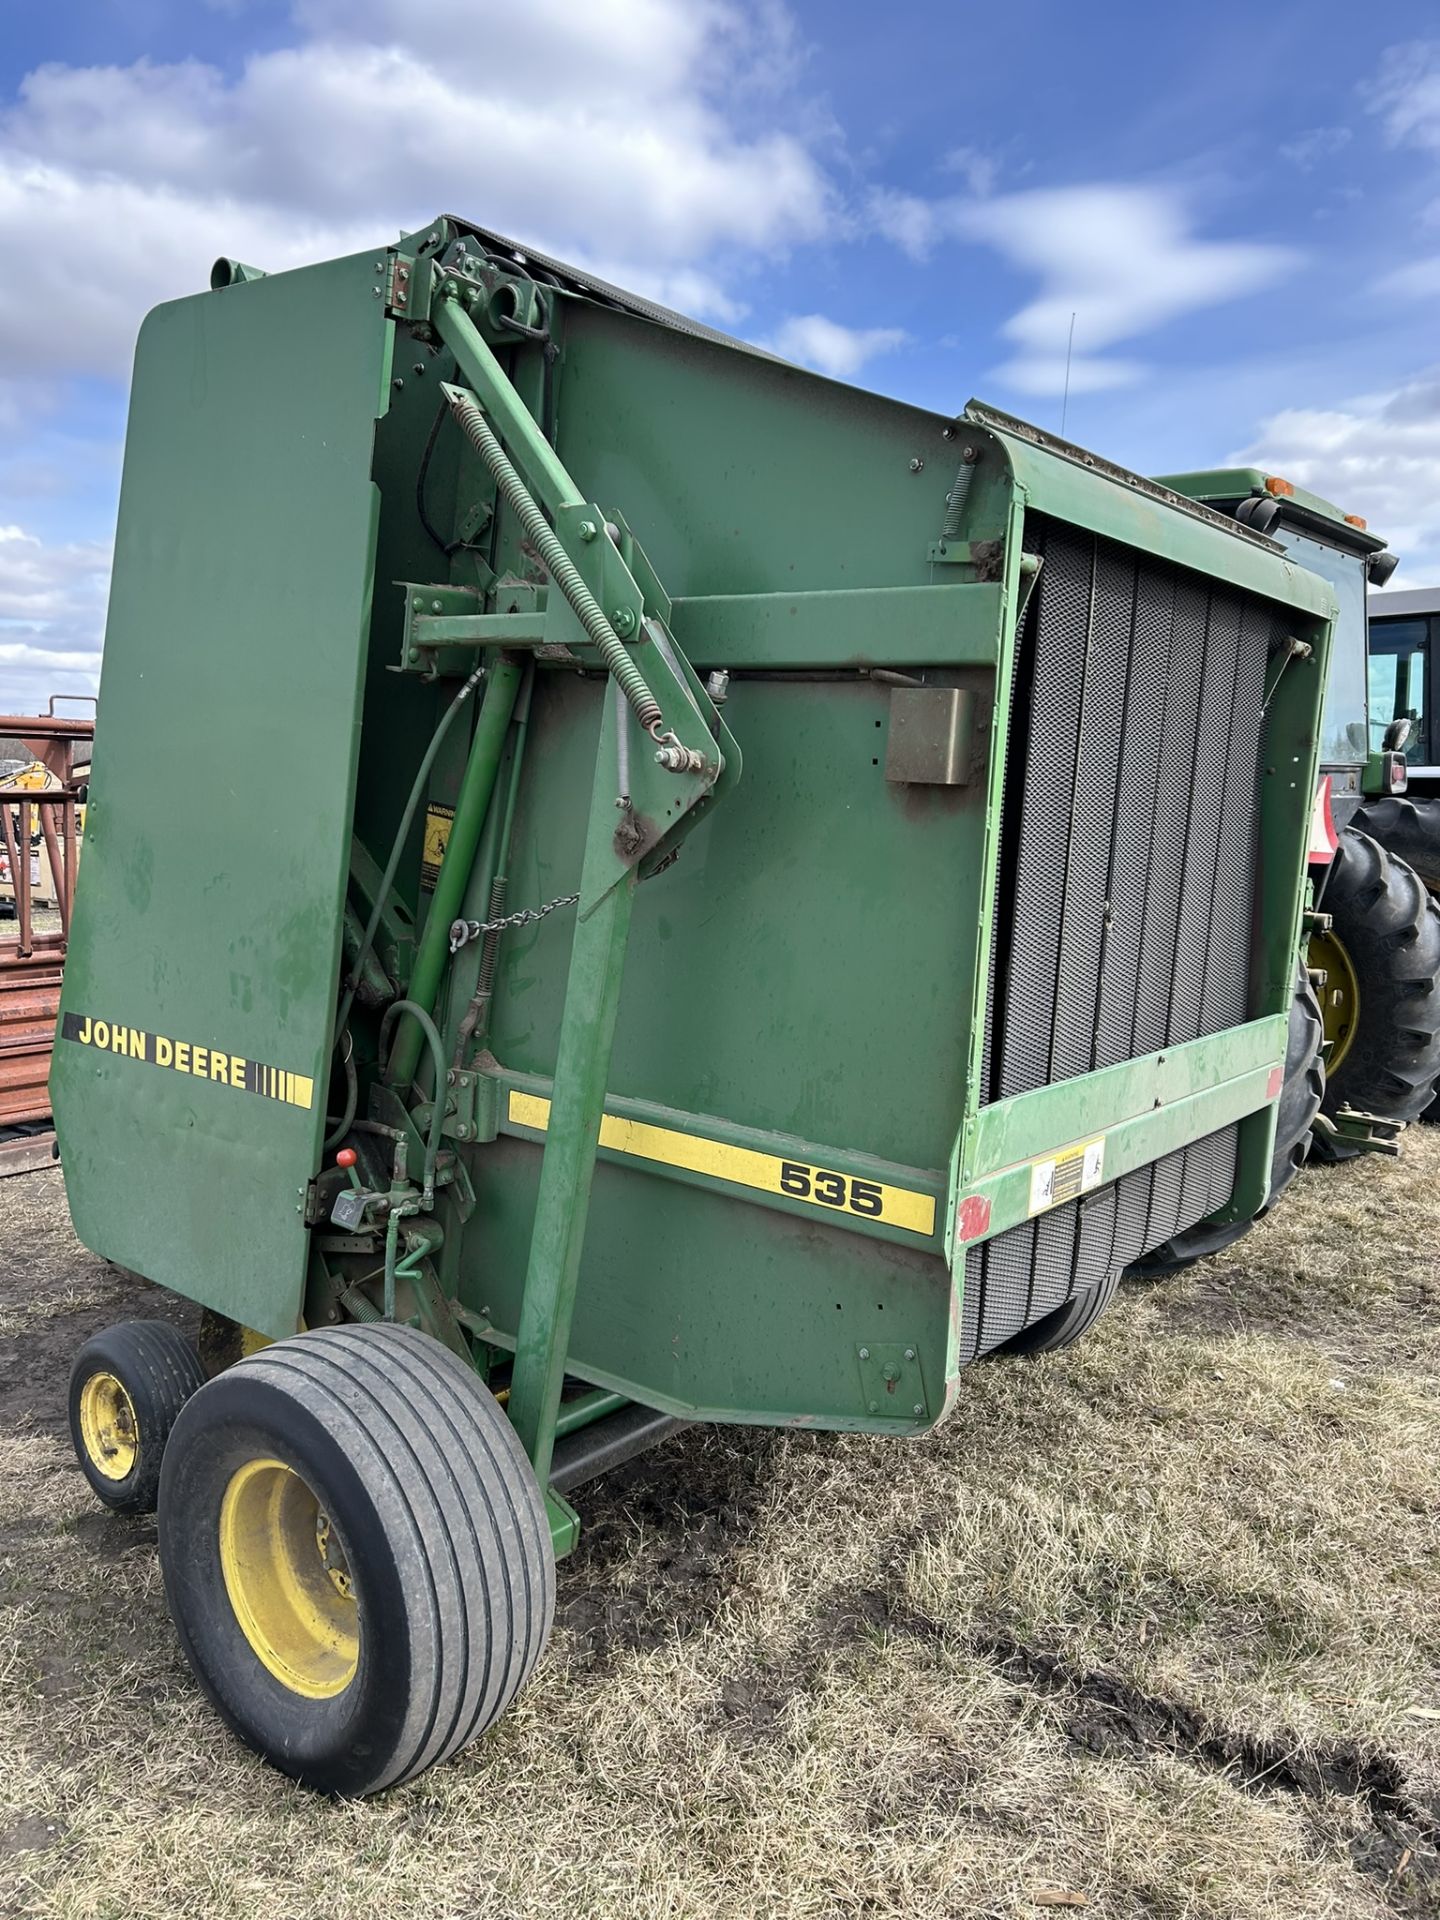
[1,1140,1438,1920]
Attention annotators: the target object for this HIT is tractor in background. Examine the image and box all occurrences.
[1364,584,1440,894]
[1160,469,1440,1164]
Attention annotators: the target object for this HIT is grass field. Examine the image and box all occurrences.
[1,1138,1437,1920]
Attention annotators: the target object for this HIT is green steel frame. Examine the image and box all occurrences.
[51,218,1337,1554]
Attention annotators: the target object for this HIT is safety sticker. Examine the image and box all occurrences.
[420,803,455,891]
[508,1090,938,1237]
[1027,1136,1105,1217]
[61,1012,314,1111]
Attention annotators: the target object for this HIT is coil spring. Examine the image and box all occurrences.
[444,387,662,733]
[941,448,979,539]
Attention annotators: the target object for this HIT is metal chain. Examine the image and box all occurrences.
[448,844,685,955]
[449,892,580,954]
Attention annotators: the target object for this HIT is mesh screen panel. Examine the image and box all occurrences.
[962,517,1279,1361]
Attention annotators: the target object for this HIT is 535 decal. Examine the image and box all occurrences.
[778,1160,884,1218]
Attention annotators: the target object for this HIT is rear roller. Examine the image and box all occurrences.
[995,1268,1120,1356]
[1309,828,1440,1160]
[158,1322,555,1796]
[69,1319,207,1515]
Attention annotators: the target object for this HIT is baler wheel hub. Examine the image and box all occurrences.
[218,1457,359,1700]
[77,1372,138,1482]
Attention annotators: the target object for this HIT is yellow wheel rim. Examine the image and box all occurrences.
[78,1371,139,1481]
[218,1458,359,1699]
[1310,928,1361,1074]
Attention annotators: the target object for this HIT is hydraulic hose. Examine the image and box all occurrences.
[333,663,485,1056]
[377,998,448,1202]
[322,1028,358,1153]
[385,656,523,1090]
[441,382,663,733]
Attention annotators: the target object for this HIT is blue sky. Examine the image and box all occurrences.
[3,0,1440,709]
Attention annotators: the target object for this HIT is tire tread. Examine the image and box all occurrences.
[168,1324,554,1794]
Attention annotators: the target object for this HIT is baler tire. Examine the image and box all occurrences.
[995,1267,1119,1357]
[157,1322,554,1797]
[1310,829,1440,1160]
[68,1319,206,1515]
[1127,963,1325,1279]
[1352,795,1440,895]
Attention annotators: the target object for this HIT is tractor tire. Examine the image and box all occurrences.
[1310,829,1440,1160]
[1352,795,1440,894]
[1127,963,1325,1278]
[995,1268,1120,1357]
[158,1322,554,1797]
[69,1319,207,1515]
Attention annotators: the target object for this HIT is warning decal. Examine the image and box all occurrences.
[421,803,455,891]
[1027,1136,1106,1217]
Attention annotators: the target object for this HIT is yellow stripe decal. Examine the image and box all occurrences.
[508,1090,937,1236]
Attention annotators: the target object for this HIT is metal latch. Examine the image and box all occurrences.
[856,1342,931,1422]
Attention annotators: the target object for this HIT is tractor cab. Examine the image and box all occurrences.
[1368,585,1439,800]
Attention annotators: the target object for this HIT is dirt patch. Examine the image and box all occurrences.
[0,1142,1438,1919]
[557,1425,784,1664]
[0,1814,64,1860]
[0,1169,196,1433]
[1146,1142,1440,1373]
[982,1634,1440,1899]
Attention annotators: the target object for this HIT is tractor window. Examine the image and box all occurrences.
[1368,618,1429,761]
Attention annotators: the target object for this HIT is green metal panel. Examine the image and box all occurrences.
[956,1018,1286,1240]
[51,252,392,1338]
[56,225,1337,1465]
[668,584,1007,669]
[480,670,984,1173]
[552,303,974,597]
[977,417,1338,621]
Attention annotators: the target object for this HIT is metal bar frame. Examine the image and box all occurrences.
[485,1016,1283,1264]
[505,769,638,1483]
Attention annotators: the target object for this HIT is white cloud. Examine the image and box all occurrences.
[1278,125,1352,171]
[1231,369,1440,584]
[940,144,999,197]
[1367,39,1440,153]
[866,187,941,261]
[997,354,1146,398]
[0,3,835,382]
[1376,255,1440,300]
[953,185,1296,396]
[871,181,1295,395]
[763,314,907,378]
[0,524,110,710]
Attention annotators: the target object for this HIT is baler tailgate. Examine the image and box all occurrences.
[50,251,391,1337]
